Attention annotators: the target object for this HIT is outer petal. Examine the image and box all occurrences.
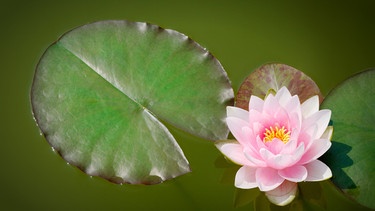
[263,94,281,117]
[287,107,302,130]
[249,95,264,112]
[300,124,317,149]
[304,160,332,181]
[302,109,331,140]
[235,166,258,189]
[275,86,293,107]
[226,117,249,145]
[227,106,249,122]
[265,180,298,206]
[256,167,285,191]
[284,95,301,117]
[278,165,307,182]
[215,141,256,167]
[298,139,331,165]
[301,95,319,119]
[242,126,258,153]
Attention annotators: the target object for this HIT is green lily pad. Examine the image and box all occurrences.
[235,63,323,110]
[31,20,233,184]
[320,69,375,209]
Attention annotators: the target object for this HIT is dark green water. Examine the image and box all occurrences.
[1,1,374,210]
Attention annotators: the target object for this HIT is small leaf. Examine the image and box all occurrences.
[320,69,375,209]
[31,20,233,184]
[236,63,322,110]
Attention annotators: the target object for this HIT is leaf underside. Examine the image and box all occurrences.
[321,69,375,209]
[31,20,233,184]
[235,63,323,110]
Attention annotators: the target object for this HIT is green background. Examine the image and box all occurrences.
[2,0,375,210]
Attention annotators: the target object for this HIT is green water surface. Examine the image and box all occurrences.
[1,0,375,210]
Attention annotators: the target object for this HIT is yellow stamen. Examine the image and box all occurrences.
[263,126,290,143]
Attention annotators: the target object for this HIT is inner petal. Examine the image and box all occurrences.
[265,138,285,154]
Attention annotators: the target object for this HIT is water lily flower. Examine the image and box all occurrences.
[216,86,333,206]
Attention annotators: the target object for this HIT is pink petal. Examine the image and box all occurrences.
[215,141,256,167]
[280,132,298,154]
[265,138,285,155]
[249,95,264,112]
[263,94,281,117]
[300,124,317,149]
[227,106,249,122]
[301,95,319,119]
[249,110,269,131]
[298,139,331,165]
[273,107,290,128]
[244,148,267,167]
[278,165,307,182]
[242,127,258,152]
[275,86,292,107]
[304,160,332,181]
[288,110,302,131]
[284,95,301,116]
[256,167,285,191]
[260,143,305,169]
[265,180,298,206]
[226,117,249,145]
[302,109,331,140]
[255,133,267,150]
[260,151,293,170]
[235,166,258,189]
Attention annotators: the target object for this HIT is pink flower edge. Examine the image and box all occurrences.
[215,86,333,206]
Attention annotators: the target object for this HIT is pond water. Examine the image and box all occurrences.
[2,1,374,210]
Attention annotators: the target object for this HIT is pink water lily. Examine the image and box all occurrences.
[216,86,333,206]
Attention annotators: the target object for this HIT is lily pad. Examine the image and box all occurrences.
[235,63,323,110]
[320,69,375,209]
[31,20,233,184]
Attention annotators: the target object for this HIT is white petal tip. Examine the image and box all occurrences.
[319,166,333,180]
[234,166,258,189]
[305,160,333,181]
[265,181,298,206]
[266,192,297,206]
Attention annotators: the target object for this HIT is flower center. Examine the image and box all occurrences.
[263,126,290,143]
